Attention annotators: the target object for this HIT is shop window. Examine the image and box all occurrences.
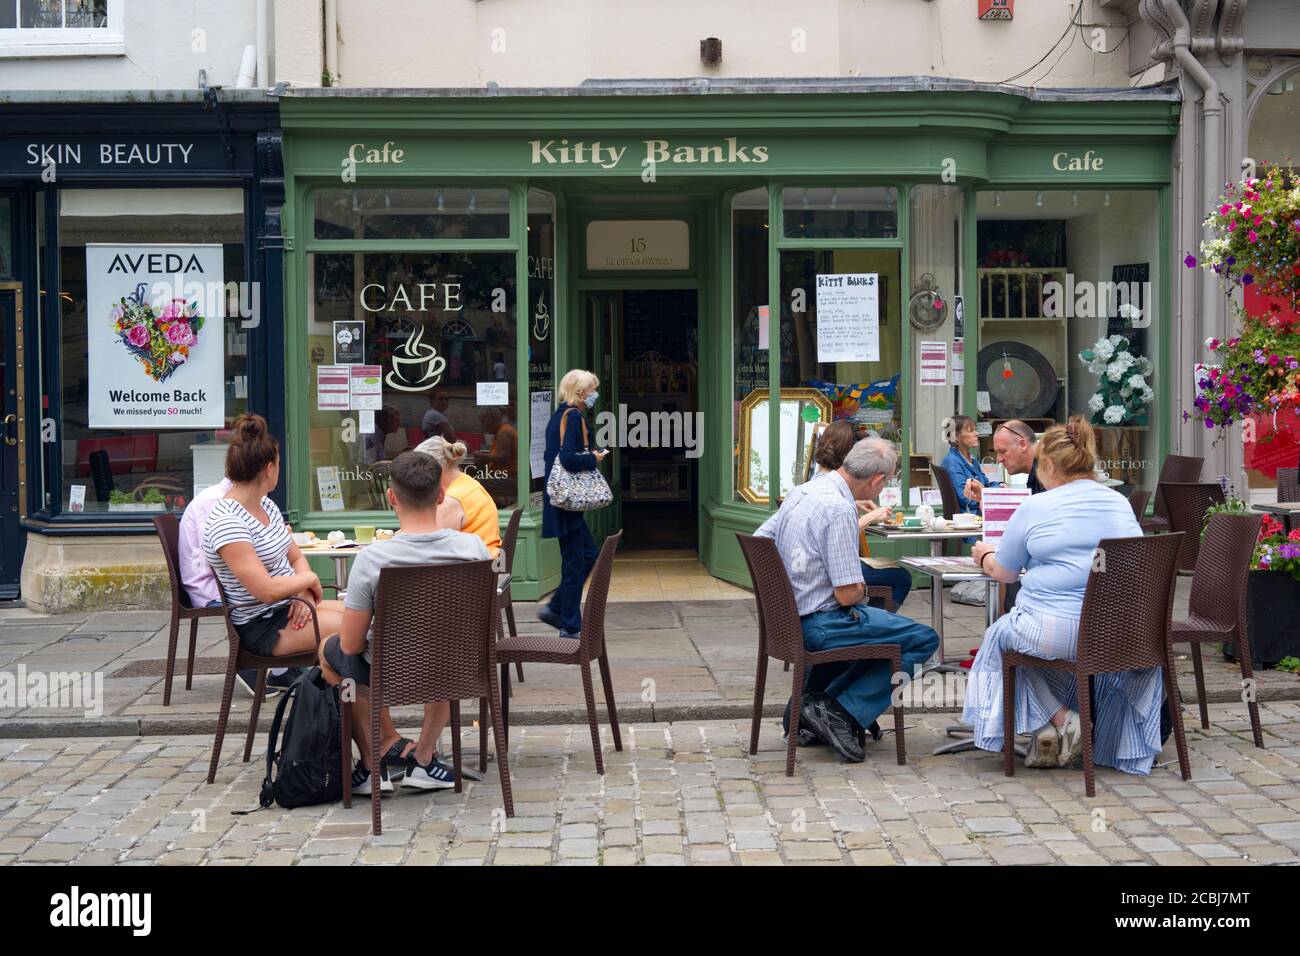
[527,189,556,503]
[975,190,1160,493]
[313,188,510,241]
[782,187,897,240]
[731,188,767,502]
[306,250,517,512]
[55,187,247,514]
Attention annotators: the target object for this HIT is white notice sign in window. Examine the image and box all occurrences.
[815,273,879,363]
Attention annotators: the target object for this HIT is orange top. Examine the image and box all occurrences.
[446,472,502,556]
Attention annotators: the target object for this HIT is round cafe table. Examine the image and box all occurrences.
[297,540,369,588]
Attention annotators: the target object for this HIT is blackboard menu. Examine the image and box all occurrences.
[1107,262,1149,355]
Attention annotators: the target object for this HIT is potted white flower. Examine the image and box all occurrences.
[1079,331,1153,426]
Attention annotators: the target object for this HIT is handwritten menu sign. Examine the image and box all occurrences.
[815,273,879,363]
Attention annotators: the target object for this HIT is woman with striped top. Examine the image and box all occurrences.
[202,415,344,657]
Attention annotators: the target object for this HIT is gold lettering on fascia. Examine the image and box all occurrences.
[347,142,405,165]
[1052,150,1105,172]
[528,137,768,169]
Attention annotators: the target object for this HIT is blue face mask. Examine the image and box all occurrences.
[584,391,599,408]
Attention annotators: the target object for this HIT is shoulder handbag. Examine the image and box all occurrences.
[546,409,613,512]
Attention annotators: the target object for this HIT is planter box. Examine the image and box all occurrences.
[107,503,158,513]
[1226,570,1300,668]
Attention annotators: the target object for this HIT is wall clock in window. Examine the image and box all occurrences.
[976,341,1060,419]
[908,273,948,331]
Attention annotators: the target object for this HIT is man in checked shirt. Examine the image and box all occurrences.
[756,438,939,762]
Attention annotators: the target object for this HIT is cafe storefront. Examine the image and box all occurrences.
[1,94,284,610]
[275,80,1180,597]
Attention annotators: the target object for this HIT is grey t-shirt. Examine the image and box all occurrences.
[343,529,490,661]
[421,408,450,435]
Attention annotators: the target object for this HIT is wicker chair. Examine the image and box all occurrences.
[343,559,512,834]
[736,533,906,776]
[1127,489,1151,526]
[152,513,224,706]
[1277,467,1299,503]
[498,508,525,683]
[1002,532,1190,797]
[1170,512,1265,748]
[497,532,624,774]
[206,581,325,785]
[1162,482,1226,572]
[1142,454,1204,533]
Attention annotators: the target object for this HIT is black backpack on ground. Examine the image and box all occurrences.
[258,667,344,809]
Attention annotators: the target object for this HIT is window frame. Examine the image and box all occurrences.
[0,0,124,59]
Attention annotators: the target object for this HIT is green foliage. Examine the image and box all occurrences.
[1274,656,1300,673]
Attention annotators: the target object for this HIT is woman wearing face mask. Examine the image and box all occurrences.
[539,369,609,637]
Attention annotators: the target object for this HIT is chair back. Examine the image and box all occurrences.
[369,559,498,708]
[1153,454,1204,518]
[735,533,805,663]
[1076,533,1183,673]
[152,513,191,610]
[1162,481,1227,570]
[1187,512,1262,632]
[1127,489,1151,523]
[578,531,623,662]
[501,507,523,574]
[930,463,961,519]
[1278,467,1300,503]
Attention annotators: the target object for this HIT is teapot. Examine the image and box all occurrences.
[915,503,935,526]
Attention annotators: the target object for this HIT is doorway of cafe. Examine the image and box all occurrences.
[580,289,700,552]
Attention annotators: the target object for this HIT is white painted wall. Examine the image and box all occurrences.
[0,0,262,91]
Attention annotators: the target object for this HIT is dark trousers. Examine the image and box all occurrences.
[862,564,913,611]
[547,522,598,633]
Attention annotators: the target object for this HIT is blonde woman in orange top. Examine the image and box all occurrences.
[414,436,502,556]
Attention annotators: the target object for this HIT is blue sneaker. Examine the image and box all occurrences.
[536,605,564,630]
[559,629,581,639]
[403,754,457,790]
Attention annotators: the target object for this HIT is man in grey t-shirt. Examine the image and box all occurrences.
[420,389,455,442]
[321,451,489,795]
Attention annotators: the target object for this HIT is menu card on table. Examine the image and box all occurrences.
[982,487,1032,541]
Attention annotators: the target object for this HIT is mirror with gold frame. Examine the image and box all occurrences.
[737,388,834,504]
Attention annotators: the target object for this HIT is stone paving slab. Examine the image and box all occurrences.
[1,578,1298,738]
[0,704,1297,865]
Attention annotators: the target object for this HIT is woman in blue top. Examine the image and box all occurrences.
[538,369,609,637]
[939,415,997,514]
[962,416,1158,773]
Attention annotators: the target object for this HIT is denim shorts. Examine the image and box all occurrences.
[234,605,291,657]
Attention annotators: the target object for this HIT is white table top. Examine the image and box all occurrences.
[899,557,996,582]
[864,524,982,541]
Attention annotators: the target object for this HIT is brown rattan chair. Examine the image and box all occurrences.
[1162,481,1226,572]
[341,559,513,834]
[497,532,623,774]
[1170,512,1265,748]
[152,513,225,706]
[1127,489,1151,526]
[1277,467,1300,503]
[206,581,325,785]
[1003,532,1190,797]
[736,533,906,776]
[498,507,525,684]
[1142,454,1204,533]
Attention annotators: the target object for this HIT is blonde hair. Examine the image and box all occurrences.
[414,435,468,469]
[557,369,598,407]
[1037,414,1097,481]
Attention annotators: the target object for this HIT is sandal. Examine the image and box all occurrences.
[381,737,417,767]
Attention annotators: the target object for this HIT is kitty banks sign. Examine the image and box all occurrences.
[85,244,226,428]
[528,137,769,171]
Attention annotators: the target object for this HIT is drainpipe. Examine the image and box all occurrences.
[256,0,269,86]
[1163,0,1225,466]
[324,0,339,86]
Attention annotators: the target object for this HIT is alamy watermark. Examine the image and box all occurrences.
[593,404,704,458]
[1,665,104,718]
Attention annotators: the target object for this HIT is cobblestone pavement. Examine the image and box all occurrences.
[2,704,1298,866]
[2,578,1296,733]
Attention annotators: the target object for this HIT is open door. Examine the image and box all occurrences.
[582,291,622,541]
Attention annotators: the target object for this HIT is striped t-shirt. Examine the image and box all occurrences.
[202,496,294,624]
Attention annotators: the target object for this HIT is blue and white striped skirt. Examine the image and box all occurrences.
[961,604,1164,776]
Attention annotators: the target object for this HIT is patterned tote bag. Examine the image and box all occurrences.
[546,410,613,512]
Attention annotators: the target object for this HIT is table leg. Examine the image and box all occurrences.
[985,580,999,630]
[335,555,349,590]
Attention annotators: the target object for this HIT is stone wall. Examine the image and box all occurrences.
[19,533,169,614]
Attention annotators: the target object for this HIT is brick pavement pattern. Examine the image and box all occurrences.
[2,705,1298,866]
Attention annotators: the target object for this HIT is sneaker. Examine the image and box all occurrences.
[799,695,865,763]
[782,698,822,746]
[236,669,284,700]
[1024,722,1061,768]
[536,605,564,630]
[558,629,581,639]
[350,759,394,795]
[1056,710,1084,768]
[403,754,457,790]
[265,669,300,693]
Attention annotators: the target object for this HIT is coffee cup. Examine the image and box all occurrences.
[353,526,376,544]
[953,513,979,529]
[902,516,923,528]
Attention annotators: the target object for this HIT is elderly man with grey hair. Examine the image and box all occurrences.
[755,437,939,762]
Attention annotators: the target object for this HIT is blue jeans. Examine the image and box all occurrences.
[548,522,597,633]
[861,564,912,611]
[800,603,939,731]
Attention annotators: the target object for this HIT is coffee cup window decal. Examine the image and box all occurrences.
[532,290,550,342]
[385,319,447,392]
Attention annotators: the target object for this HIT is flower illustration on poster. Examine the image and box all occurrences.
[111,283,206,383]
